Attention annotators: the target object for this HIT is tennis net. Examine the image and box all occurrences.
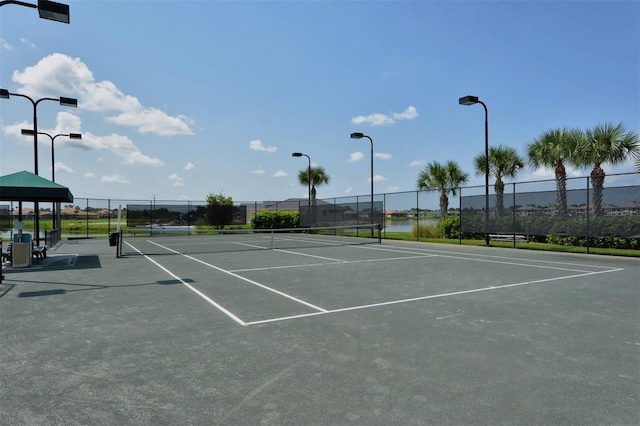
[122,223,381,256]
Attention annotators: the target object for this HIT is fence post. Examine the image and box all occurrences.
[586,177,590,254]
[86,198,89,239]
[512,183,516,247]
[458,187,462,245]
[416,191,419,241]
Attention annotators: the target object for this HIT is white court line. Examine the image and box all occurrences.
[146,240,328,313]
[245,267,624,326]
[365,243,621,270]
[358,244,609,274]
[125,241,247,326]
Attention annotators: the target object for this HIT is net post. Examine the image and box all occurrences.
[377,223,382,244]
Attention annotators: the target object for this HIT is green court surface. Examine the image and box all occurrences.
[1,237,638,425]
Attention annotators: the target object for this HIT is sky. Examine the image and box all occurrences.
[1,0,638,206]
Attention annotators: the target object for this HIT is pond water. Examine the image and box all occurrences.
[384,219,439,233]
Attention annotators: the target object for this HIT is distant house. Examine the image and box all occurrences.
[516,205,544,217]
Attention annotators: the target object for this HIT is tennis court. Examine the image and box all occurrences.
[1,233,638,425]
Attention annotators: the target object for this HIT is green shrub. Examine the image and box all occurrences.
[251,210,299,229]
[438,216,459,239]
[412,223,440,239]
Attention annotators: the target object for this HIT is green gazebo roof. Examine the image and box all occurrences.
[0,170,73,202]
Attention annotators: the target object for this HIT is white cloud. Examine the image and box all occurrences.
[2,112,162,167]
[348,152,365,162]
[84,172,95,178]
[54,162,73,174]
[393,106,419,121]
[169,173,184,187]
[1,39,13,50]
[368,175,387,183]
[408,160,425,167]
[387,186,400,192]
[101,174,129,183]
[375,152,392,160]
[11,53,193,136]
[272,170,287,177]
[351,113,394,126]
[345,187,353,194]
[105,108,192,136]
[183,162,196,171]
[351,105,418,127]
[250,139,277,153]
[20,38,36,49]
[251,169,266,174]
[123,150,164,167]
[531,166,582,180]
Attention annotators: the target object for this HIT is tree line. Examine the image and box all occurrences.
[417,122,638,220]
[208,122,637,228]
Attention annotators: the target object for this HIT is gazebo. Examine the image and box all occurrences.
[0,170,73,280]
[0,170,73,244]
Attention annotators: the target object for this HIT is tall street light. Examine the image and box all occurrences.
[21,129,81,231]
[0,0,71,23]
[350,132,375,233]
[459,95,490,247]
[1,88,78,246]
[292,152,311,226]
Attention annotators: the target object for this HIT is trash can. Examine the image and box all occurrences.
[109,232,119,247]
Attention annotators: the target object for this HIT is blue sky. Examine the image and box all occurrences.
[1,0,638,205]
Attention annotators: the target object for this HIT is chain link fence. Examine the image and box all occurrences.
[2,172,638,249]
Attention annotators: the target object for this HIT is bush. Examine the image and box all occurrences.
[251,210,299,229]
[412,223,440,239]
[438,216,459,239]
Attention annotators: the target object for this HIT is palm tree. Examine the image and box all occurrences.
[474,145,524,216]
[576,122,639,216]
[298,166,330,225]
[416,161,469,220]
[297,166,330,201]
[527,127,581,216]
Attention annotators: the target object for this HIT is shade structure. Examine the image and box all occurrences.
[0,170,73,202]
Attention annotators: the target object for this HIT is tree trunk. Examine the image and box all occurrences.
[495,179,505,216]
[591,165,605,217]
[439,191,449,221]
[555,162,568,216]
[311,186,317,226]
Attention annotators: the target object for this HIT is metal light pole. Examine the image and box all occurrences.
[292,152,311,226]
[1,89,78,246]
[350,132,375,235]
[0,0,71,283]
[459,95,490,247]
[0,0,71,23]
[21,129,81,231]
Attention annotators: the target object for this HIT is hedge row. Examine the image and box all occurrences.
[250,210,299,229]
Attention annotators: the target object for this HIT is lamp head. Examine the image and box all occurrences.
[0,89,9,99]
[38,0,71,24]
[292,152,303,157]
[21,129,35,136]
[59,97,78,107]
[459,95,479,106]
[69,133,82,139]
[350,132,365,139]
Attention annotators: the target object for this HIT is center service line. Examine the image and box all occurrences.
[126,241,247,326]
